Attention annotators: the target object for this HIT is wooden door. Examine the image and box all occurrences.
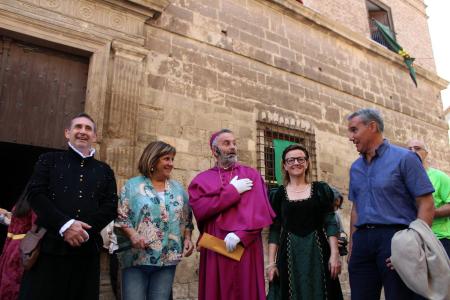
[0,35,89,149]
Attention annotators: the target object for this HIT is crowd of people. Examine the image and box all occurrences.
[0,108,449,300]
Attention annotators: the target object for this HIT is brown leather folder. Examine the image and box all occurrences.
[198,233,245,261]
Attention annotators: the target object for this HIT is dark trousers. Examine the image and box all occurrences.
[440,238,450,258]
[349,227,424,300]
[19,252,100,300]
[109,252,119,299]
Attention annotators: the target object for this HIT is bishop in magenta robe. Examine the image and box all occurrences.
[188,129,275,300]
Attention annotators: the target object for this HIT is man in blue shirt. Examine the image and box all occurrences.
[347,108,435,300]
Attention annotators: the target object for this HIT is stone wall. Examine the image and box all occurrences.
[141,1,449,298]
[304,0,436,71]
[0,0,448,299]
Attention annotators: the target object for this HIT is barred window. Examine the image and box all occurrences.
[256,121,317,188]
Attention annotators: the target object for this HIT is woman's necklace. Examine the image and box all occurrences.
[151,179,169,192]
[288,183,310,193]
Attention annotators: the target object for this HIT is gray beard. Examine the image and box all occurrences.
[218,154,237,168]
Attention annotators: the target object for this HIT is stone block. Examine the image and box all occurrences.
[188,282,199,299]
[266,75,289,91]
[265,30,289,47]
[148,74,167,90]
[204,55,232,74]
[325,106,340,123]
[232,65,257,82]
[239,30,262,48]
[193,65,218,89]
[166,4,194,23]
[225,95,254,112]
[186,1,218,19]
[262,39,280,54]
[217,73,235,95]
[145,35,171,54]
[274,56,291,71]
[173,283,189,299]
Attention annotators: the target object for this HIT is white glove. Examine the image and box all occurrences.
[224,232,241,252]
[230,176,253,194]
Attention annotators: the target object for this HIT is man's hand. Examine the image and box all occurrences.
[63,220,91,247]
[230,176,253,194]
[386,257,394,270]
[347,203,357,263]
[224,232,240,252]
[183,239,194,257]
[435,204,450,218]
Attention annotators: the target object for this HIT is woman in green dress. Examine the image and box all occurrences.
[267,144,343,300]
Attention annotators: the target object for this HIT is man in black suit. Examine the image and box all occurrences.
[20,113,118,300]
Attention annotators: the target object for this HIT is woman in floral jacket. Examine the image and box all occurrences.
[115,141,194,300]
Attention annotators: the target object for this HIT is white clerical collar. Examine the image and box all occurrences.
[68,142,96,158]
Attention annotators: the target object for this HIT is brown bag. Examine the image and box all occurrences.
[20,224,47,270]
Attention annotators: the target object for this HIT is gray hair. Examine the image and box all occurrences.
[67,112,97,133]
[347,108,384,133]
[211,128,233,149]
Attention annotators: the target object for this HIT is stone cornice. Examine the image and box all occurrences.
[0,0,170,45]
[398,0,427,18]
[104,0,169,20]
[258,111,315,134]
[264,0,449,90]
[112,39,149,61]
[0,3,111,49]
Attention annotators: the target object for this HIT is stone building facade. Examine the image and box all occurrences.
[0,0,448,299]
[445,106,450,142]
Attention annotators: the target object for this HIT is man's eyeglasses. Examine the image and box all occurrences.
[285,157,307,165]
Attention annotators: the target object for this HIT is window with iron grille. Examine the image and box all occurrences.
[256,121,317,188]
[366,0,395,48]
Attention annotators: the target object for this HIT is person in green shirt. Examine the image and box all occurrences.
[408,139,450,258]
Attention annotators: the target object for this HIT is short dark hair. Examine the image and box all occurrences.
[281,144,310,186]
[67,112,97,133]
[138,141,176,177]
[347,108,384,133]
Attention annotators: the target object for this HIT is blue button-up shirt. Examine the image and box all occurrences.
[349,140,434,226]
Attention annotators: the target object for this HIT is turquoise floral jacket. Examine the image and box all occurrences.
[115,176,193,268]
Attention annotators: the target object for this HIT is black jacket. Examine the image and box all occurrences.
[28,148,118,255]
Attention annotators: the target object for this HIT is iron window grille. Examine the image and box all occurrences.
[256,121,317,188]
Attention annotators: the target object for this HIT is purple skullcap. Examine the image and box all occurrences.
[209,131,222,149]
[209,129,232,149]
